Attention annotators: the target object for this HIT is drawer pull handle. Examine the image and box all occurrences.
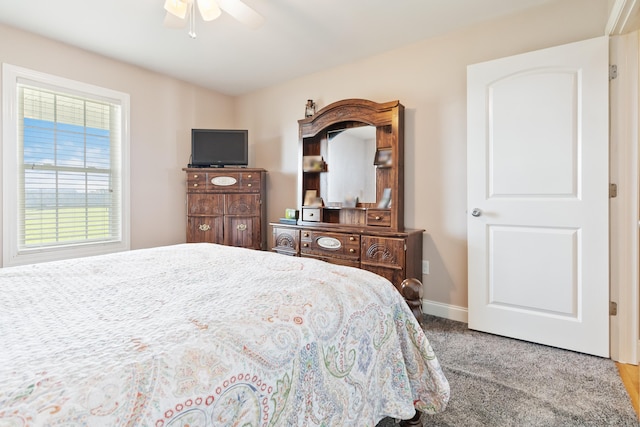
[193,183,198,187]
[349,248,356,253]
[198,224,210,231]
[237,224,247,231]
[375,216,381,220]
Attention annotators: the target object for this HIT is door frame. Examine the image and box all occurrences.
[608,0,640,365]
[609,31,639,365]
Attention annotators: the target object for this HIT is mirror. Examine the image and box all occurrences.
[326,125,377,205]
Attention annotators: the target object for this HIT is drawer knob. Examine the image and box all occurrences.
[303,232,309,237]
[248,174,252,178]
[198,224,210,231]
[308,212,314,217]
[375,216,381,220]
[349,248,355,253]
[247,183,252,187]
[303,243,309,247]
[194,174,198,178]
[193,183,198,187]
[349,236,355,241]
[237,223,247,231]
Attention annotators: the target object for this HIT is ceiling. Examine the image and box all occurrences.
[0,0,557,96]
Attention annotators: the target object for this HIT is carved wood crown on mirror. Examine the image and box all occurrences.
[298,98,405,230]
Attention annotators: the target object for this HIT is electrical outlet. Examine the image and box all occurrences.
[422,260,429,275]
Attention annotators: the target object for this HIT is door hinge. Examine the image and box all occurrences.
[610,183,617,198]
[610,301,618,316]
[610,64,618,80]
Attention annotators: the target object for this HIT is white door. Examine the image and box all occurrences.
[467,36,609,357]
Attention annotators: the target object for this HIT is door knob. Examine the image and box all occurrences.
[471,208,482,217]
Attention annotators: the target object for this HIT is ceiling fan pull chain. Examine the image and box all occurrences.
[188,1,197,38]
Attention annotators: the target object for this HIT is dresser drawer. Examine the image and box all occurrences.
[224,216,261,249]
[187,172,207,192]
[240,172,262,192]
[205,172,263,192]
[366,209,391,227]
[225,194,261,215]
[188,193,224,215]
[301,208,321,222]
[300,230,360,260]
[360,236,405,269]
[207,172,242,191]
[272,226,300,255]
[187,216,224,244]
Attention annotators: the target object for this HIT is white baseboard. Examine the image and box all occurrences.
[422,299,468,324]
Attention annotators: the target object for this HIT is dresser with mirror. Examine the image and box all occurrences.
[271,98,423,293]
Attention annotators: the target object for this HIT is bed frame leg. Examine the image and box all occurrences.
[400,278,423,324]
[399,409,423,426]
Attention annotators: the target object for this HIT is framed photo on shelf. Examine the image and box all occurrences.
[303,190,322,207]
[303,155,324,172]
[303,190,317,206]
[374,148,392,167]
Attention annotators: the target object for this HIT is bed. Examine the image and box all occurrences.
[0,243,449,426]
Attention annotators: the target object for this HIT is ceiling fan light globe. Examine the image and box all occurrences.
[197,0,222,21]
[164,0,189,19]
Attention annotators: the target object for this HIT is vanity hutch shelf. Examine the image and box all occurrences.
[184,168,266,250]
[271,99,423,292]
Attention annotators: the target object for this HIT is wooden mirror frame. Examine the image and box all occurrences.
[298,99,405,231]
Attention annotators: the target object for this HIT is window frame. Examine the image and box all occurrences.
[2,63,130,266]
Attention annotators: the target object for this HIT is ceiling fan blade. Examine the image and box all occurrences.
[163,10,188,29]
[164,0,189,19]
[217,0,264,29]
[197,0,222,21]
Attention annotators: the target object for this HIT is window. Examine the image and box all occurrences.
[2,64,130,266]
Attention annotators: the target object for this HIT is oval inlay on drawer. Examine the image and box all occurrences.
[317,237,341,249]
[210,176,237,186]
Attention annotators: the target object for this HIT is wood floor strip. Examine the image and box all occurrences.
[616,362,639,417]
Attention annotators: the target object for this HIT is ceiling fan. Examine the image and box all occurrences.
[163,0,264,38]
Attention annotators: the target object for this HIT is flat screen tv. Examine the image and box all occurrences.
[190,129,248,167]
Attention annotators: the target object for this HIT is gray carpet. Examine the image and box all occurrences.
[377,315,638,427]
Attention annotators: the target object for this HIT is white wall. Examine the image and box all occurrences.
[235,0,610,311]
[0,24,234,262]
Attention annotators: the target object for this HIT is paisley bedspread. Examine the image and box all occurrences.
[0,243,449,426]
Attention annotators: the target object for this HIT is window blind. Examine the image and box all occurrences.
[17,84,122,250]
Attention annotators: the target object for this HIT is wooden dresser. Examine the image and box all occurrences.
[272,224,422,291]
[270,99,424,293]
[183,168,266,250]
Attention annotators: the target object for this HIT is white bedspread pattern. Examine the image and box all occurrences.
[0,243,449,426]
